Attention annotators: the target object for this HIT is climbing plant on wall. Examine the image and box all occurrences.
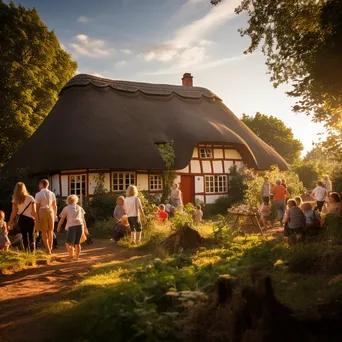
[156,141,176,202]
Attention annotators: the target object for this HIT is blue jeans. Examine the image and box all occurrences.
[273,200,285,222]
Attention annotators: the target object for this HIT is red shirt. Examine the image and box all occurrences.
[272,185,289,201]
[157,211,168,223]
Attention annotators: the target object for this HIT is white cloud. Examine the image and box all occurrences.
[115,60,127,68]
[68,34,115,58]
[141,1,240,69]
[78,16,89,23]
[120,49,132,55]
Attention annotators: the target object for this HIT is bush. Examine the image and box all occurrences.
[211,196,234,215]
[90,218,114,238]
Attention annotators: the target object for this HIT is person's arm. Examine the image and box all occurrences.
[57,216,65,232]
[4,222,8,236]
[31,202,38,221]
[8,203,18,226]
[52,200,57,218]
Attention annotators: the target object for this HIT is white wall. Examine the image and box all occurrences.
[51,174,60,196]
[137,174,149,191]
[61,175,68,197]
[195,195,205,203]
[206,194,228,204]
[190,160,201,173]
[192,147,198,158]
[195,176,204,193]
[214,148,224,159]
[224,160,234,173]
[225,149,242,159]
[176,166,189,173]
[212,160,223,173]
[202,161,212,173]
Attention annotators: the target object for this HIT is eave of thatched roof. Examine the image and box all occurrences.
[5,74,288,174]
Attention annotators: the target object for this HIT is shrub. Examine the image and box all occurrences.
[90,218,114,238]
[170,204,195,230]
[211,196,234,215]
[287,244,321,274]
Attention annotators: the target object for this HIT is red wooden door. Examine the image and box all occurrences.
[181,175,194,205]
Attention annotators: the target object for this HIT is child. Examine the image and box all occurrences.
[113,196,126,223]
[165,201,171,216]
[194,205,203,225]
[157,204,168,223]
[260,197,271,228]
[169,206,176,219]
[152,206,160,220]
[113,215,130,242]
[301,202,321,231]
[0,210,11,251]
[57,195,88,261]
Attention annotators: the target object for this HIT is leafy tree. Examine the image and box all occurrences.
[241,112,303,164]
[0,1,77,164]
[212,0,342,162]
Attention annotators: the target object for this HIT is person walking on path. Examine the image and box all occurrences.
[57,195,88,261]
[272,179,289,225]
[8,182,38,252]
[35,179,57,254]
[124,185,147,244]
[312,181,328,212]
[170,183,182,208]
[260,177,272,203]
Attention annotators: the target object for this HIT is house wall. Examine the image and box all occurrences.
[56,144,243,205]
[51,174,60,196]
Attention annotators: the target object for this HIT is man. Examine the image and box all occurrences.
[260,177,272,203]
[272,179,289,225]
[35,179,57,254]
[312,181,328,212]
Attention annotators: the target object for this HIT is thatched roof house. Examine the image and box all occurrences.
[6,73,287,204]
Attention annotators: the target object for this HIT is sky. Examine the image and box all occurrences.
[15,0,325,153]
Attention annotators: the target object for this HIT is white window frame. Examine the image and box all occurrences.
[205,175,228,194]
[199,147,213,159]
[149,175,163,191]
[69,174,87,197]
[112,172,135,192]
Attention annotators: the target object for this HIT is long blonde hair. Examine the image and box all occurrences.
[13,182,30,204]
[126,185,138,197]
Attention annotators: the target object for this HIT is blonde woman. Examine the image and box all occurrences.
[8,182,37,252]
[57,195,88,260]
[170,183,182,208]
[124,185,146,244]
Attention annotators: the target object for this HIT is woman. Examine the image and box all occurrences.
[284,199,306,241]
[8,182,37,252]
[124,185,147,244]
[272,179,289,225]
[170,183,182,208]
[57,195,88,261]
[328,192,342,216]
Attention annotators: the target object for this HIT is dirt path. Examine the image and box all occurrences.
[0,240,145,342]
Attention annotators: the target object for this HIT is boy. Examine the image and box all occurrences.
[157,204,168,223]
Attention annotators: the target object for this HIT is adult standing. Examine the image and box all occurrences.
[312,181,328,212]
[272,179,289,225]
[124,185,147,244]
[260,177,272,203]
[324,175,332,193]
[8,182,37,252]
[170,183,182,208]
[328,192,342,216]
[35,179,57,254]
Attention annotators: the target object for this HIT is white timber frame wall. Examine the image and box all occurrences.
[50,144,243,204]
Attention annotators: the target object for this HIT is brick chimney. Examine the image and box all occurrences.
[182,73,193,86]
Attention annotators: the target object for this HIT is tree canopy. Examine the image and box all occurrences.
[241,112,303,165]
[0,1,77,165]
[212,0,342,162]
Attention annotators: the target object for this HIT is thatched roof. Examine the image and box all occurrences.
[5,74,288,173]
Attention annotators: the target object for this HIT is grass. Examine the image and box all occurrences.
[0,249,51,273]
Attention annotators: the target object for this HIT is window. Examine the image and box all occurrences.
[70,174,87,196]
[199,147,213,159]
[112,172,135,192]
[150,175,163,191]
[205,175,228,194]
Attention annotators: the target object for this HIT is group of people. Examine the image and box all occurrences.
[259,176,341,238]
[0,179,88,260]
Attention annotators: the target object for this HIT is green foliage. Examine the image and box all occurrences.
[156,141,176,202]
[293,162,320,189]
[242,112,303,164]
[0,1,77,164]
[232,0,342,161]
[170,203,195,230]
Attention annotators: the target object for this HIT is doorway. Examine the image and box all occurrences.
[181,175,194,205]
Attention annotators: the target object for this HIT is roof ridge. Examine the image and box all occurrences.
[61,74,222,100]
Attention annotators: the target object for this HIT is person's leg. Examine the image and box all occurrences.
[279,201,285,224]
[4,244,10,251]
[20,225,29,252]
[128,217,136,243]
[27,223,35,252]
[74,244,81,260]
[135,218,142,243]
[48,211,54,251]
[47,229,53,251]
[41,231,51,254]
[317,201,324,212]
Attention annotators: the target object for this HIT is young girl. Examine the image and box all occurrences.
[124,185,147,244]
[260,197,271,228]
[113,215,130,242]
[194,205,203,225]
[0,211,11,251]
[301,202,321,232]
[113,196,126,223]
[152,206,160,220]
[57,195,88,261]
[157,204,168,223]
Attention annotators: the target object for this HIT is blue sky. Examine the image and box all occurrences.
[16,0,324,153]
